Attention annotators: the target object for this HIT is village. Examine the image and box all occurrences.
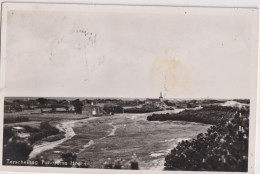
[4,93,202,116]
[3,93,203,144]
[3,95,250,171]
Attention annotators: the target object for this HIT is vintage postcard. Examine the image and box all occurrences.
[0,3,258,174]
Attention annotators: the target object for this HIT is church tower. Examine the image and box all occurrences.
[159,91,163,102]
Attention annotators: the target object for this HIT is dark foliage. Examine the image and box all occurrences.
[124,104,162,113]
[28,121,59,144]
[2,126,33,165]
[36,98,49,106]
[232,99,250,104]
[130,160,139,170]
[61,152,77,167]
[3,127,14,145]
[164,108,249,172]
[3,141,33,165]
[147,106,238,124]
[22,125,40,133]
[4,117,29,124]
[103,105,124,113]
[164,100,176,107]
[71,99,83,114]
[103,158,139,170]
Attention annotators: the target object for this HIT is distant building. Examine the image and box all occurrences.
[68,105,75,111]
[12,126,25,134]
[146,92,164,104]
[92,108,97,115]
[144,92,169,110]
[91,106,103,116]
[56,107,67,112]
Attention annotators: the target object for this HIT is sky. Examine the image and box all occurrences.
[3,5,258,99]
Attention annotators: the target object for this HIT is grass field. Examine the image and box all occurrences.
[32,111,210,170]
[3,106,212,169]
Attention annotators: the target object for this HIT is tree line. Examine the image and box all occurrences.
[164,108,249,172]
[147,106,238,125]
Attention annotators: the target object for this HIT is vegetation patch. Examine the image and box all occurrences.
[124,104,163,113]
[164,108,249,172]
[147,106,239,124]
[41,133,66,142]
[4,116,29,123]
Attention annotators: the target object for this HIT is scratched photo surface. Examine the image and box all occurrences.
[0,3,258,174]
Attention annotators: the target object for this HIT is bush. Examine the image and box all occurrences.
[61,152,77,167]
[124,104,162,113]
[147,106,238,125]
[4,117,29,123]
[103,105,124,113]
[102,158,139,170]
[71,99,83,114]
[3,141,33,165]
[3,126,14,145]
[164,108,249,172]
[130,160,139,170]
[28,121,60,144]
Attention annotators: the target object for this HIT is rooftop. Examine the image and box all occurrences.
[12,126,25,130]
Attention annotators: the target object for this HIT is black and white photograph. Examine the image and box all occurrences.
[0,3,258,174]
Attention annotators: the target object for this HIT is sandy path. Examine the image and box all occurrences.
[29,117,96,159]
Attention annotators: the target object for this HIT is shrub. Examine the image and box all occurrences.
[103,105,124,113]
[102,158,139,170]
[61,152,77,167]
[147,105,238,125]
[71,99,83,114]
[28,121,60,144]
[3,126,14,145]
[3,141,33,165]
[4,117,29,123]
[164,108,249,172]
[130,160,139,170]
[124,104,162,113]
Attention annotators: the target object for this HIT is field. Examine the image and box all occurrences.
[27,110,210,169]
[3,98,247,170]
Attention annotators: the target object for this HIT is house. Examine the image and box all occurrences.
[91,106,103,116]
[56,107,68,112]
[11,126,30,141]
[68,105,75,111]
[92,108,97,115]
[12,126,26,134]
[145,92,164,104]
